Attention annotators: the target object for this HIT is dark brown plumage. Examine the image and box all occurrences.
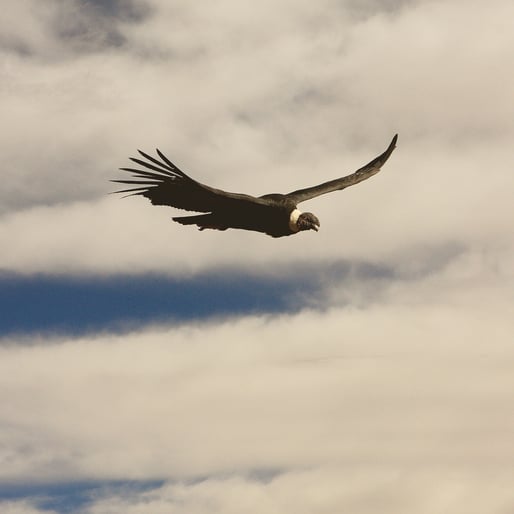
[112,134,398,237]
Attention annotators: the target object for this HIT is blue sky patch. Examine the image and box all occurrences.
[0,262,392,337]
[0,479,164,514]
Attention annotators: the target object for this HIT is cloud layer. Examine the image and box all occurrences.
[1,0,513,512]
[1,0,513,277]
[1,266,513,511]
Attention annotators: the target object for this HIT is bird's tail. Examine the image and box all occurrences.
[172,214,225,231]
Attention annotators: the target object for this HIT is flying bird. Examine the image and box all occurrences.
[112,134,398,238]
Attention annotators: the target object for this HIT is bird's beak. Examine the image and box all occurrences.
[312,224,319,232]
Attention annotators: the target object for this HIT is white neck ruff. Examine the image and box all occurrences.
[289,209,302,232]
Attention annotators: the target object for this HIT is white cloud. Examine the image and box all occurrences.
[78,470,514,514]
[4,467,514,514]
[1,0,513,276]
[0,262,513,512]
[0,263,512,482]
[1,1,514,512]
[5,468,514,514]
[1,139,512,277]
[0,501,55,514]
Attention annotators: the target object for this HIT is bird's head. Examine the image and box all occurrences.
[297,212,320,232]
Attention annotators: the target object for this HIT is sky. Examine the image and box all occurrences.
[1,0,513,512]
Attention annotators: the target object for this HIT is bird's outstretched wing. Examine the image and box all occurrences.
[285,134,398,205]
[111,149,268,213]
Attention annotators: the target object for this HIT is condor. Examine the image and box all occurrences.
[112,134,397,238]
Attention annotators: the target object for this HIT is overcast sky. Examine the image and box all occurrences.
[1,0,513,512]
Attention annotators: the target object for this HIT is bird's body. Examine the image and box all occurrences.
[112,134,397,237]
[174,194,298,237]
